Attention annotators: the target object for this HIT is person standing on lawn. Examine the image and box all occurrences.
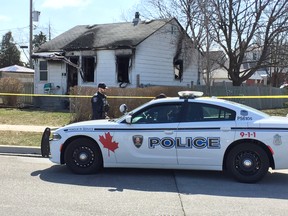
[91,82,110,120]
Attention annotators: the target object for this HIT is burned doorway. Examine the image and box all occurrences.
[67,57,79,93]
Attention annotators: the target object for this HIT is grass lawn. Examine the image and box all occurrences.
[0,131,42,146]
[261,108,288,117]
[0,107,287,147]
[0,108,71,147]
[0,108,71,126]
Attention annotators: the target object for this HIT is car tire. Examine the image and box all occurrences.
[226,143,269,183]
[64,138,103,174]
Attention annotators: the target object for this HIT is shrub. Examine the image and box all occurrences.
[69,86,94,122]
[0,77,24,106]
[69,85,191,122]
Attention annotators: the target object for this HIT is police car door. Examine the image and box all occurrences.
[176,101,236,168]
[113,103,182,165]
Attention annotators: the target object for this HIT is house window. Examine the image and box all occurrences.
[116,56,130,83]
[82,56,95,82]
[174,59,183,80]
[253,52,257,60]
[171,25,177,34]
[39,61,48,81]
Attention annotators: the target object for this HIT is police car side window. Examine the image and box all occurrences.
[132,104,182,124]
[185,103,235,122]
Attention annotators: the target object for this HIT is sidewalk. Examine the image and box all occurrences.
[0,124,49,132]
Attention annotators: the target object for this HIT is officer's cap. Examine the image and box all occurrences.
[98,82,108,89]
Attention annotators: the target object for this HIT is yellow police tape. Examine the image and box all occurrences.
[1,92,288,99]
[0,93,154,99]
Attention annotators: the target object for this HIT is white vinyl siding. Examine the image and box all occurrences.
[133,22,199,87]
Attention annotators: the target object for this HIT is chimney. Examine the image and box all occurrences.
[132,12,141,26]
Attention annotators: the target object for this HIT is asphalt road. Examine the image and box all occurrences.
[1,155,288,216]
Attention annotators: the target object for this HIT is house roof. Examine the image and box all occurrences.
[35,18,174,52]
[0,65,34,73]
[249,70,268,80]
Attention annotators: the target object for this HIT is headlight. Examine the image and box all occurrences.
[52,133,62,141]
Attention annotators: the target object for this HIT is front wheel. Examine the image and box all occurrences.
[226,143,269,183]
[64,138,103,174]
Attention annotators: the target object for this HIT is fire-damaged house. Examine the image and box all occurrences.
[32,14,202,97]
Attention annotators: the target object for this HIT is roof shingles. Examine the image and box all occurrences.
[35,19,172,52]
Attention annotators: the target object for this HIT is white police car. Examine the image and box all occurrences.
[41,91,288,183]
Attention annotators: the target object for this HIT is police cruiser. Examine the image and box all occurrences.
[41,91,288,183]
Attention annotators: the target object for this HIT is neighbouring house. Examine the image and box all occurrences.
[0,65,34,83]
[203,50,268,86]
[202,51,228,85]
[0,65,34,105]
[32,13,202,99]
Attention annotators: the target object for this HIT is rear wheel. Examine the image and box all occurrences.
[64,138,103,174]
[226,143,269,183]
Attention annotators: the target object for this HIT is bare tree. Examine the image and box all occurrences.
[266,26,288,87]
[208,0,288,86]
[134,0,211,54]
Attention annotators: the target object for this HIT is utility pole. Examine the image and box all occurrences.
[49,21,51,40]
[204,0,211,96]
[29,0,33,68]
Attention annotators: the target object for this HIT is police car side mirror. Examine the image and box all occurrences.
[119,104,128,113]
[125,115,132,124]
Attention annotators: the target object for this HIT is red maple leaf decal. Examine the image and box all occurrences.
[99,132,119,156]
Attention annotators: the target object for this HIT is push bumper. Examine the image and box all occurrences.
[41,127,51,158]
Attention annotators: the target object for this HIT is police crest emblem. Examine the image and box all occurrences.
[133,135,143,148]
[273,134,282,145]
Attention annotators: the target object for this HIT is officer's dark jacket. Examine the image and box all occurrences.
[91,92,109,120]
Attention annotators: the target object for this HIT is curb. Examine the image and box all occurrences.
[0,145,42,157]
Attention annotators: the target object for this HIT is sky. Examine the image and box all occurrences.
[0,0,141,61]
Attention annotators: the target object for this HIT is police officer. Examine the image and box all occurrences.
[91,82,110,120]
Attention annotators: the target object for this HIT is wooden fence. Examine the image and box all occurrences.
[191,85,288,109]
[19,82,34,105]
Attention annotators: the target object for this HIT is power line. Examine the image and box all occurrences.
[0,26,29,33]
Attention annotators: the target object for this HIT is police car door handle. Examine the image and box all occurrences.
[164,130,174,135]
[220,127,231,131]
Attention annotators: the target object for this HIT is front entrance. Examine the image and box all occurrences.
[67,57,79,93]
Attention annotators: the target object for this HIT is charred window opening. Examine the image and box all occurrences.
[116,56,130,83]
[39,61,48,81]
[82,56,95,82]
[174,59,183,80]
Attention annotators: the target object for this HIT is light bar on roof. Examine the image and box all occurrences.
[178,91,204,99]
